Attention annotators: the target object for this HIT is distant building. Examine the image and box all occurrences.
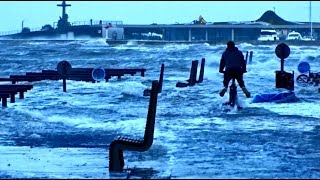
[119,10,320,42]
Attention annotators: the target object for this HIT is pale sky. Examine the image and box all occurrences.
[0,1,319,32]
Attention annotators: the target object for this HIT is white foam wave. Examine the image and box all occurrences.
[250,101,320,119]
[22,42,49,45]
[64,79,147,97]
[163,44,191,51]
[111,44,149,51]
[126,40,138,46]
[82,38,109,47]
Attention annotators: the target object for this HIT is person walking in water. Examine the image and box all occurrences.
[219,41,251,98]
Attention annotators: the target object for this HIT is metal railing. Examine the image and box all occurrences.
[0,30,21,36]
[0,20,124,36]
[29,27,42,32]
[70,20,123,26]
[0,27,42,36]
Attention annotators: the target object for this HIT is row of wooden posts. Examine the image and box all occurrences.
[0,58,207,107]
[0,61,147,107]
[0,85,33,107]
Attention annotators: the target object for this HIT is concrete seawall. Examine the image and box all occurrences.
[106,39,320,46]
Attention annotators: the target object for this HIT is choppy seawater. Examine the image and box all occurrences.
[0,39,320,178]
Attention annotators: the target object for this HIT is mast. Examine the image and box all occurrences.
[57,1,71,21]
[57,1,71,30]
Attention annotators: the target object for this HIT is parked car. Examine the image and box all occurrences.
[302,35,315,41]
[286,31,303,40]
[257,29,279,41]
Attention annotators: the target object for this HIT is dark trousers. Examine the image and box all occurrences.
[223,71,245,88]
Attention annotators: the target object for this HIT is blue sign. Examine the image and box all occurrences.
[297,61,310,74]
[92,67,106,81]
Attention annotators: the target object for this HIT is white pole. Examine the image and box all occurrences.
[309,0,312,37]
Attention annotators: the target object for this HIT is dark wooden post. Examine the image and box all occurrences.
[197,58,205,83]
[249,51,253,64]
[188,60,198,86]
[158,64,164,93]
[63,78,67,92]
[19,91,24,99]
[245,51,248,64]
[2,97,7,107]
[176,60,199,88]
[10,93,15,103]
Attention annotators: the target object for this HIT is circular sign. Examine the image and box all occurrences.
[275,43,290,59]
[297,61,310,73]
[92,67,106,81]
[57,60,72,77]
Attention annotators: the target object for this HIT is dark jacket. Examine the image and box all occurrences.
[219,47,246,73]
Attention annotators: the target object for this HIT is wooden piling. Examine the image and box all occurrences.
[63,78,67,92]
[249,51,253,64]
[0,95,9,107]
[2,98,7,107]
[197,58,205,83]
[158,64,164,93]
[19,91,24,99]
[245,51,249,64]
[188,60,198,86]
[10,93,15,103]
